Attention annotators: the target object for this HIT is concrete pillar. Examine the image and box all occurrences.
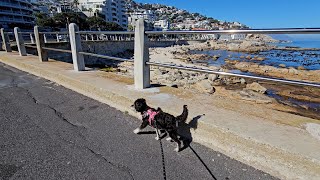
[134,19,150,89]
[0,28,12,52]
[14,27,27,56]
[69,23,85,71]
[34,26,48,62]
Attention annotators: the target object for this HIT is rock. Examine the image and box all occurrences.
[305,123,320,141]
[208,74,218,81]
[288,67,299,75]
[195,80,215,94]
[170,84,178,88]
[240,78,246,84]
[256,57,265,61]
[238,89,273,104]
[245,82,267,94]
[153,69,163,76]
[297,66,306,70]
[279,64,286,68]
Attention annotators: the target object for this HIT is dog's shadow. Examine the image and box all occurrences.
[177,114,204,151]
[137,114,204,151]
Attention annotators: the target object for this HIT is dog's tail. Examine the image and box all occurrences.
[176,105,188,123]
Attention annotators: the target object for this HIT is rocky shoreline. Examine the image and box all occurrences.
[112,35,320,120]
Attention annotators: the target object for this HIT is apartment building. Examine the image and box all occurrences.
[78,0,127,29]
[127,10,155,30]
[154,19,169,31]
[0,0,35,29]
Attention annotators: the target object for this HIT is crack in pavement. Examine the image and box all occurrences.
[60,137,135,180]
[20,85,135,179]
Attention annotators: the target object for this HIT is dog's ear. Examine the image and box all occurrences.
[140,98,146,103]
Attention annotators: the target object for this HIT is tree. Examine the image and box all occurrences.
[128,24,134,31]
[73,0,79,12]
[88,8,93,16]
[86,16,123,31]
[95,9,100,17]
[34,12,55,28]
[35,12,124,31]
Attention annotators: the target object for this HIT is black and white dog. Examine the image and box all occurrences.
[132,98,188,152]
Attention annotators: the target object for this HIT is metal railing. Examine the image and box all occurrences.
[1,20,320,89]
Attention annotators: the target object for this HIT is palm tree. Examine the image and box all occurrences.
[73,0,79,12]
[88,8,93,17]
[95,9,100,17]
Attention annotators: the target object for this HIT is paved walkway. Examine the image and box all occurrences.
[0,63,279,179]
[0,51,319,179]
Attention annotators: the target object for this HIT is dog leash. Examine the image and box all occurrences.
[155,122,167,180]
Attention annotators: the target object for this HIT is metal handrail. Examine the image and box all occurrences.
[24,45,37,48]
[146,62,320,88]
[77,31,135,35]
[146,28,320,35]
[42,47,72,53]
[39,31,69,35]
[79,51,133,62]
[19,32,34,34]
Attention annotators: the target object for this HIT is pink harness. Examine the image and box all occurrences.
[147,109,159,126]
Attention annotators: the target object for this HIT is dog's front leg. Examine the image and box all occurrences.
[134,119,148,134]
[155,129,161,140]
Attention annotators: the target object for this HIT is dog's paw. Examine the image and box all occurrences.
[166,137,172,141]
[174,147,180,152]
[133,128,141,134]
[155,136,160,140]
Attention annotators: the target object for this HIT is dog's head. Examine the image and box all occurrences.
[132,98,148,113]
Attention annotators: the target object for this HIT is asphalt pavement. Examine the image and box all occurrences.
[0,62,278,180]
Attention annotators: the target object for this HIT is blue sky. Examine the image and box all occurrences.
[135,0,320,29]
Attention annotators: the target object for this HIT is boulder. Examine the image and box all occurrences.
[288,67,299,75]
[245,82,267,94]
[208,74,218,82]
[279,64,286,68]
[238,89,273,104]
[195,80,215,94]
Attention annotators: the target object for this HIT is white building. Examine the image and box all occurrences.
[219,34,246,41]
[231,34,246,40]
[154,19,169,31]
[127,10,156,30]
[0,0,35,29]
[78,0,127,29]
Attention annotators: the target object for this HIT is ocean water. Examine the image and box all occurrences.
[191,40,320,70]
[275,40,320,49]
[191,41,320,114]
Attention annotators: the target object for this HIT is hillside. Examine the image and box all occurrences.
[126,0,249,30]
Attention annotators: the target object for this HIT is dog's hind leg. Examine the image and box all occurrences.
[168,130,181,152]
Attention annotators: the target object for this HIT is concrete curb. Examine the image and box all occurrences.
[1,52,320,180]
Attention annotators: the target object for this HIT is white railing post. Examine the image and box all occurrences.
[56,33,60,42]
[134,19,150,89]
[69,23,85,71]
[43,34,47,43]
[34,26,48,62]
[30,33,34,44]
[14,27,27,56]
[0,28,12,52]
